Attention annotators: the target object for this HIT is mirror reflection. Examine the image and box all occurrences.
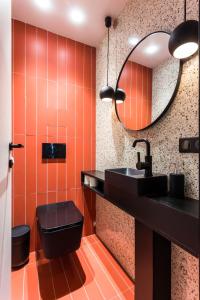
[116,32,181,131]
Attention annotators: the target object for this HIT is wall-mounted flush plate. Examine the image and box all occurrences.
[179,137,199,153]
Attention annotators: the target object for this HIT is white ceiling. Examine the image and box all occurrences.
[129,32,171,69]
[12,0,128,47]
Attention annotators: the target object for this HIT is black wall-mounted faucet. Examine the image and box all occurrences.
[132,139,152,177]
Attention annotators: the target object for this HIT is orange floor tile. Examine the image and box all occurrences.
[12,234,135,300]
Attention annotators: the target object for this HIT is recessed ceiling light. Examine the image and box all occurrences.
[34,0,52,11]
[144,44,159,55]
[128,36,139,46]
[68,7,86,25]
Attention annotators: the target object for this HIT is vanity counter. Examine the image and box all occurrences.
[81,170,199,257]
[81,170,105,182]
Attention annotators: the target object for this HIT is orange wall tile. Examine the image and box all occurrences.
[118,60,152,130]
[12,20,96,251]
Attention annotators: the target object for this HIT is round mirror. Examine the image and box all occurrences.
[115,31,182,131]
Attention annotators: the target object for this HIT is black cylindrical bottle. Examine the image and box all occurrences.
[169,173,185,198]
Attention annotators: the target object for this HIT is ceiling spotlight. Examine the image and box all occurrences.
[68,7,86,25]
[168,0,198,59]
[99,16,114,102]
[34,0,52,11]
[115,88,126,104]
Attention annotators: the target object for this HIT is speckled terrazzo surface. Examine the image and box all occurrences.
[96,195,135,279]
[152,56,180,122]
[95,0,199,299]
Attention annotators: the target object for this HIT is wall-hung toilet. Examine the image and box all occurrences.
[36,201,84,259]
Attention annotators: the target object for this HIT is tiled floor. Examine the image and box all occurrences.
[12,234,135,300]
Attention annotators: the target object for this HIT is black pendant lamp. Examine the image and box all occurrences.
[168,0,198,59]
[115,88,126,104]
[99,16,114,102]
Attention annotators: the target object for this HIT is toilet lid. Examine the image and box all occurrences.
[36,201,83,232]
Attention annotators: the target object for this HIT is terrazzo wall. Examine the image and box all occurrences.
[96,0,199,298]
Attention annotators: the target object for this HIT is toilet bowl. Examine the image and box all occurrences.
[36,201,84,259]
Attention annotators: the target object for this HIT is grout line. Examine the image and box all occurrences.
[46,30,49,205]
[65,38,68,199]
[148,69,149,124]
[49,261,56,300]
[83,46,85,172]
[136,63,138,129]
[82,45,85,224]
[37,270,40,300]
[109,286,134,300]
[145,68,147,125]
[82,235,98,244]
[59,257,73,300]
[148,68,150,125]
[35,252,41,300]
[90,49,93,234]
[130,61,132,121]
[79,247,106,300]
[11,72,92,87]
[90,235,134,293]
[70,253,90,300]
[35,28,38,250]
[84,239,124,300]
[24,23,27,224]
[56,34,58,203]
[22,266,26,300]
[90,49,93,171]
[12,20,15,226]
[74,41,77,203]
[141,65,143,128]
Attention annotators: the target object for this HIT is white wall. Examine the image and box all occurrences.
[0,0,11,299]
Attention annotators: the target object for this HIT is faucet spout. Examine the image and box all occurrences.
[132,139,151,156]
[132,139,152,177]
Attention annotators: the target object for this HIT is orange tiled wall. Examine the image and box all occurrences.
[118,60,152,130]
[12,20,96,251]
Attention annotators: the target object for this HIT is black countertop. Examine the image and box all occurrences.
[81,170,199,257]
[81,170,105,182]
[82,170,198,219]
[146,195,198,219]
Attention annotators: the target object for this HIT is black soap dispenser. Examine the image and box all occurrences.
[169,163,185,198]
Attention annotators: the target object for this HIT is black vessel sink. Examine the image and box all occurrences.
[104,168,168,214]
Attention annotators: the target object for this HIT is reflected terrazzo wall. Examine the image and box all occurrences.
[96,0,199,298]
[152,56,180,122]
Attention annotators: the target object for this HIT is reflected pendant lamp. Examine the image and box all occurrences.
[115,88,126,104]
[99,16,114,102]
[168,0,198,59]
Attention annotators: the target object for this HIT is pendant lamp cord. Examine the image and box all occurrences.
[107,26,110,86]
[184,0,186,21]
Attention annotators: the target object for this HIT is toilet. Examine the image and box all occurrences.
[36,201,84,259]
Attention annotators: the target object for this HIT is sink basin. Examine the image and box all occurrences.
[108,168,145,177]
[104,168,167,214]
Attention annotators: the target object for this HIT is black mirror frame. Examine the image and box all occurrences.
[115,30,183,132]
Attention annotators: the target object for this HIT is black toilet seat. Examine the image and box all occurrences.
[37,201,83,232]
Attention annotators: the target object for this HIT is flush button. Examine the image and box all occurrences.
[182,140,190,150]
